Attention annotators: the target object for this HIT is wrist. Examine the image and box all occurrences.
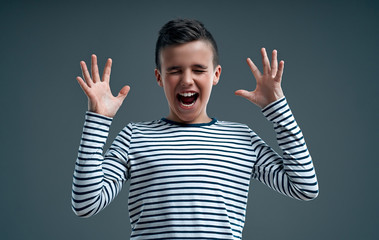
[88,102,117,118]
[261,96,286,113]
[260,91,284,109]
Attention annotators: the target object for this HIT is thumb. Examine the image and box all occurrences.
[117,85,131,100]
[235,89,253,101]
[235,89,258,106]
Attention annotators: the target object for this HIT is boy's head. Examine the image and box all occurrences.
[155,19,219,71]
[154,19,222,124]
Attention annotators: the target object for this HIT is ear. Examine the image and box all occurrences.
[155,69,163,87]
[212,65,222,86]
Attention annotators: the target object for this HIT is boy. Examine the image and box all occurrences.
[72,19,318,239]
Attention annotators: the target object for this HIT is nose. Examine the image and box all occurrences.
[180,69,194,86]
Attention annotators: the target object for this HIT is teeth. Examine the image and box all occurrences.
[181,101,195,107]
[179,92,196,97]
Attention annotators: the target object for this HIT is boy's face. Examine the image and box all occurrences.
[155,40,221,124]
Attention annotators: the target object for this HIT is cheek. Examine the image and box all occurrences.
[162,78,177,97]
[203,75,215,91]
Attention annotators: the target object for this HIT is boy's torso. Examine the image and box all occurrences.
[125,119,257,239]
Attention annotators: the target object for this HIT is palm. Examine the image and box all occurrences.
[86,81,127,118]
[235,48,284,108]
[76,54,130,118]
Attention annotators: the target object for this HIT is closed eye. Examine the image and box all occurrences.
[168,70,181,74]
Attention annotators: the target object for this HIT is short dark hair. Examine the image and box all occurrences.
[155,19,219,71]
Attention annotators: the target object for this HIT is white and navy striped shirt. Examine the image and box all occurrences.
[72,97,319,239]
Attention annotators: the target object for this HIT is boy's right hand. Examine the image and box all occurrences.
[76,54,130,118]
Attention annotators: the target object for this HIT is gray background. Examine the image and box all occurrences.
[1,0,378,239]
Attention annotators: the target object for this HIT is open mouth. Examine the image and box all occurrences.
[177,92,199,107]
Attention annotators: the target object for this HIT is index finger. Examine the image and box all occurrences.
[261,48,271,75]
[247,57,262,81]
[102,58,112,83]
[80,61,93,87]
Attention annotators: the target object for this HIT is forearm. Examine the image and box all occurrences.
[71,112,125,217]
[253,97,319,200]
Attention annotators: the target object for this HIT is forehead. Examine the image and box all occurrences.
[160,40,214,68]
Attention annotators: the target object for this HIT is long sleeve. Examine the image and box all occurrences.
[251,97,319,201]
[71,112,132,217]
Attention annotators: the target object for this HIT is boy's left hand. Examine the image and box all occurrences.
[235,48,285,109]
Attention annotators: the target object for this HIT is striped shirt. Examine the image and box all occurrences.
[72,97,319,239]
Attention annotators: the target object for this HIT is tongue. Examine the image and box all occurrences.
[181,96,196,104]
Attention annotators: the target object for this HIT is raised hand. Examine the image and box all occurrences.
[76,54,130,118]
[235,48,285,108]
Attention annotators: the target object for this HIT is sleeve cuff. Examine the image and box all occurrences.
[261,97,291,122]
[84,111,113,131]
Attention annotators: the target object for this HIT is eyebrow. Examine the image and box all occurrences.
[166,64,208,71]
